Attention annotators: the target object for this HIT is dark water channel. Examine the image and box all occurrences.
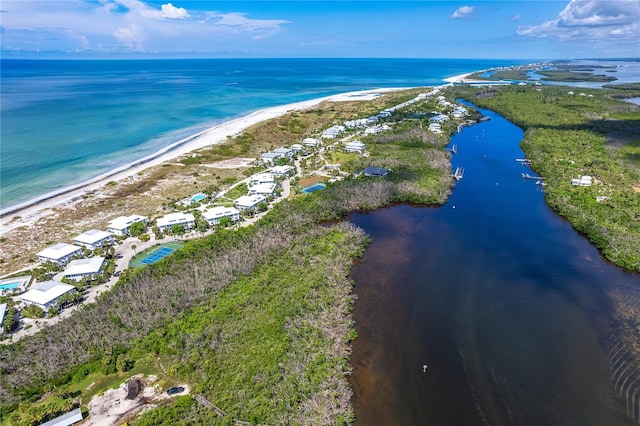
[348,104,640,425]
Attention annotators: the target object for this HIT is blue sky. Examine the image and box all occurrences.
[1,1,638,59]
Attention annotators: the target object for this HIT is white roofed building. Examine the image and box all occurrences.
[62,257,106,281]
[322,125,346,139]
[16,281,75,310]
[269,165,295,177]
[234,194,267,211]
[73,229,114,249]
[291,144,304,152]
[249,173,275,186]
[36,243,83,265]
[156,212,195,231]
[260,152,282,165]
[249,183,277,196]
[107,215,148,236]
[202,207,241,226]
[273,147,293,158]
[302,138,320,147]
[345,140,366,154]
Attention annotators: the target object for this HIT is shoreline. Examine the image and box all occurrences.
[0,87,410,231]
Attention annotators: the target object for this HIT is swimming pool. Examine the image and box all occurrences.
[191,194,206,202]
[0,282,20,291]
[302,183,326,194]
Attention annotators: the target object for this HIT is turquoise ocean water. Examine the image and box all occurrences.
[1,58,529,211]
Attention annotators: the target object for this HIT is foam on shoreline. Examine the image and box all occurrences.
[0,87,410,230]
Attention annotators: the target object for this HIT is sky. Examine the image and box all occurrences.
[0,1,638,59]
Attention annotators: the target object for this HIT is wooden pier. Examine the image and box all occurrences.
[452,167,465,181]
[516,158,532,166]
[446,145,458,154]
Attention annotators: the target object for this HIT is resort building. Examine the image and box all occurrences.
[428,123,442,134]
[202,206,241,226]
[249,183,277,196]
[73,229,114,249]
[571,175,593,187]
[249,172,275,186]
[234,194,267,211]
[290,144,304,153]
[36,243,83,265]
[62,257,106,281]
[430,114,450,123]
[345,140,366,154]
[260,152,282,165]
[322,125,346,139]
[302,138,320,147]
[16,280,75,310]
[273,147,294,158]
[362,166,390,177]
[107,215,148,236]
[156,212,195,231]
[364,124,391,135]
[269,165,295,177]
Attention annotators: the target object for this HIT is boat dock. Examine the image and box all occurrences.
[516,158,532,166]
[521,173,544,180]
[452,167,465,181]
[446,145,458,154]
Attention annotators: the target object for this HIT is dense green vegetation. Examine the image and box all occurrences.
[453,84,640,271]
[0,91,454,424]
[536,70,617,83]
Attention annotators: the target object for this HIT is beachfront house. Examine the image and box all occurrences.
[362,166,390,177]
[16,280,75,310]
[107,215,148,236]
[345,140,366,154]
[36,243,83,265]
[322,125,346,139]
[260,152,282,165]
[249,183,277,196]
[302,138,320,147]
[156,212,195,232]
[571,175,593,187]
[73,229,114,249]
[202,206,240,226]
[234,194,267,212]
[62,257,106,281]
[249,172,275,186]
[269,165,295,177]
[273,147,294,159]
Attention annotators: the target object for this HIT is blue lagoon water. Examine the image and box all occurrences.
[0,58,528,211]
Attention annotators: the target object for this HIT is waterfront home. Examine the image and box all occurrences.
[428,123,442,134]
[322,125,346,139]
[345,140,366,154]
[202,206,240,226]
[15,280,75,310]
[273,147,294,158]
[302,138,320,147]
[362,166,390,177]
[62,257,106,281]
[234,194,267,211]
[73,229,114,249]
[107,214,148,236]
[269,165,295,177]
[430,114,450,123]
[260,152,282,165]
[451,108,467,119]
[571,175,593,187]
[249,183,277,196]
[156,212,196,231]
[36,243,83,265]
[249,172,275,186]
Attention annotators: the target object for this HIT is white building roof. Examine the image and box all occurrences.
[157,212,195,228]
[235,194,267,209]
[250,172,275,184]
[107,214,147,230]
[16,281,74,307]
[250,183,277,195]
[39,407,83,426]
[36,243,82,261]
[202,206,240,221]
[63,257,105,277]
[74,229,113,246]
[269,165,294,175]
[0,303,6,326]
[345,140,366,150]
[273,147,293,155]
[302,138,320,146]
[261,152,281,159]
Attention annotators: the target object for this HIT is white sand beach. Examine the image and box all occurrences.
[0,87,409,232]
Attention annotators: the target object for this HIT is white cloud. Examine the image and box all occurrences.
[451,6,475,19]
[161,3,188,19]
[0,0,290,53]
[517,0,639,42]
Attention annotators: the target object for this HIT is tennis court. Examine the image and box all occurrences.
[130,241,184,268]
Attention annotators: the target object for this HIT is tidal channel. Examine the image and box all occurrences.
[348,103,640,425]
